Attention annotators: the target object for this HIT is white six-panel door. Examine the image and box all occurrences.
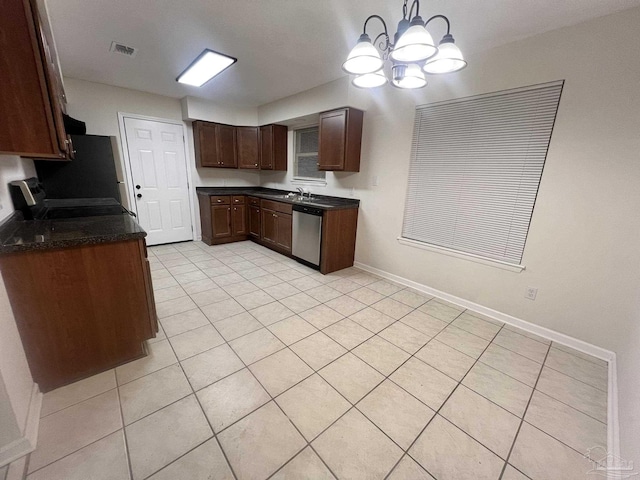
[123,117,192,245]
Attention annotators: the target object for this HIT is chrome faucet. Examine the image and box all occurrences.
[296,187,305,198]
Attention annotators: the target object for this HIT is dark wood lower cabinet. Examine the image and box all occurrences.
[232,204,247,235]
[199,195,249,245]
[261,208,277,245]
[212,205,232,239]
[0,238,157,392]
[199,193,358,273]
[249,205,261,238]
[276,213,292,252]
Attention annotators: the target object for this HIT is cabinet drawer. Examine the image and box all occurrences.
[248,196,260,207]
[260,199,292,215]
[232,196,245,205]
[210,195,230,205]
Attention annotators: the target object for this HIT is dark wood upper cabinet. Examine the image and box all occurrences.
[193,121,237,168]
[0,0,71,159]
[260,124,288,171]
[217,124,237,168]
[318,107,364,172]
[194,121,286,171]
[236,126,259,169]
[193,121,219,167]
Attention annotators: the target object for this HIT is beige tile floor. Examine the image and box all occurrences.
[24,241,609,480]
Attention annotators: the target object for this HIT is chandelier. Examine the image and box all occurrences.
[343,0,467,89]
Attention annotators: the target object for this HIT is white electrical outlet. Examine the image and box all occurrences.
[525,287,538,300]
[350,187,355,197]
[372,175,379,186]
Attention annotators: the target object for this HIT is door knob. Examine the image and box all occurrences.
[135,185,141,190]
[137,193,142,198]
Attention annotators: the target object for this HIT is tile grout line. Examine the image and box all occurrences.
[498,342,552,479]
[151,314,241,480]
[383,322,508,479]
[115,385,135,480]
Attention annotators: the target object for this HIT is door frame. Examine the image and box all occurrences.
[117,112,196,243]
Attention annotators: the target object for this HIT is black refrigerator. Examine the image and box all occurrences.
[35,134,126,204]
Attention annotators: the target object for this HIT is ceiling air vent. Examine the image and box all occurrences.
[109,41,138,58]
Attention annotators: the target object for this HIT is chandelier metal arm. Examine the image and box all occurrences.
[425,14,451,35]
[363,15,391,51]
[373,32,391,53]
[407,0,421,20]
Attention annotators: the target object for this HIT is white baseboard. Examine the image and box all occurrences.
[353,260,620,458]
[0,384,41,469]
[607,357,620,478]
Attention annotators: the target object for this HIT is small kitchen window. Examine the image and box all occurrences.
[401,80,564,268]
[294,126,326,182]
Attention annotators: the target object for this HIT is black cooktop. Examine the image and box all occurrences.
[39,198,126,220]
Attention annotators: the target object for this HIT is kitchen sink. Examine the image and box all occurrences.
[267,194,296,199]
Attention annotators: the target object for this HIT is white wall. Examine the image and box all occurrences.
[255,8,640,463]
[182,96,257,126]
[0,155,40,467]
[0,156,36,223]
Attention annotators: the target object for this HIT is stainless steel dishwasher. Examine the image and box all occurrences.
[292,204,323,268]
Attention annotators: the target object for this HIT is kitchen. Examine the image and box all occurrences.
[1,0,639,479]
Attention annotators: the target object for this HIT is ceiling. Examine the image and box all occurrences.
[47,0,640,108]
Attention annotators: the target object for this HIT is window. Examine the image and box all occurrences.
[402,81,564,266]
[294,126,325,181]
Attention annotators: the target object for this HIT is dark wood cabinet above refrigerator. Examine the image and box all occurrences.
[0,0,73,160]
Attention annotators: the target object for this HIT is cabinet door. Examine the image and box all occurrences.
[217,124,237,168]
[259,125,288,171]
[261,208,277,244]
[318,109,347,170]
[33,4,68,154]
[139,240,158,335]
[259,125,273,170]
[194,121,219,167]
[0,0,67,159]
[318,108,363,172]
[249,206,261,238]
[276,213,292,252]
[211,205,232,238]
[236,126,259,169]
[232,204,247,235]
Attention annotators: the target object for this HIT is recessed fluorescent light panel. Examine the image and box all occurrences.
[176,49,237,87]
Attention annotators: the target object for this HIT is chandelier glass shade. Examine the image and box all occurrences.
[343,1,467,89]
[352,70,388,88]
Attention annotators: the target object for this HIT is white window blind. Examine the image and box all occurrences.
[402,81,564,265]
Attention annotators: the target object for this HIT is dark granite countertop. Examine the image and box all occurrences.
[196,187,360,210]
[0,213,147,255]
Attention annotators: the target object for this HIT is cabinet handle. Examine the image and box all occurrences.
[234,207,237,211]
[217,199,222,203]
[254,163,258,166]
